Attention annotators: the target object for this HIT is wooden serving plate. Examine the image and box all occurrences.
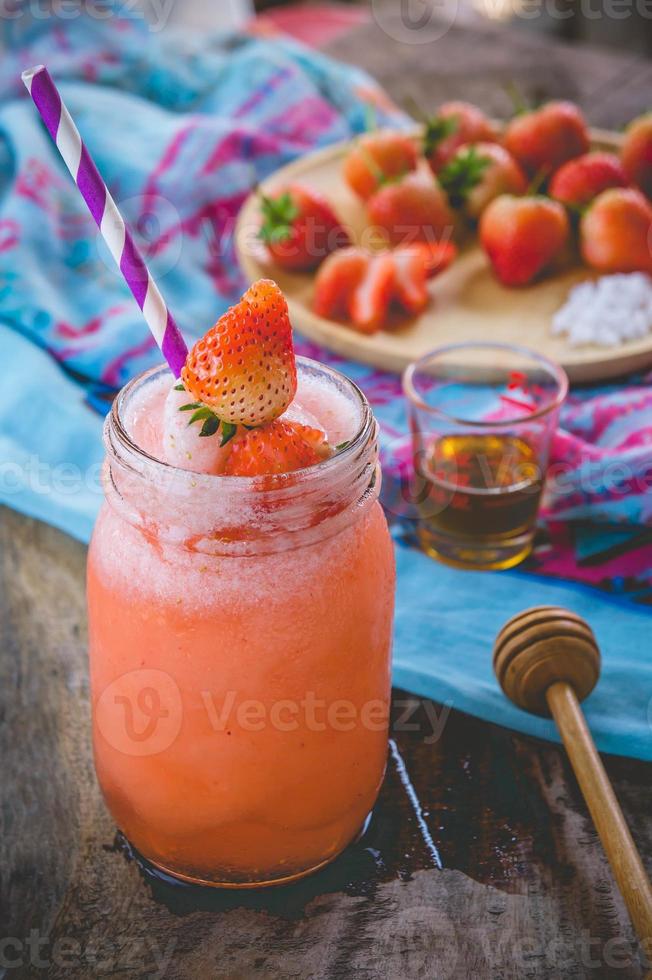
[235,128,652,384]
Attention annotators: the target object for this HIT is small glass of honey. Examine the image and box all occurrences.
[403,342,568,571]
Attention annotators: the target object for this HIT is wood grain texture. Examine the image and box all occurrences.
[2,505,651,979]
[493,605,601,716]
[494,606,652,948]
[546,682,652,950]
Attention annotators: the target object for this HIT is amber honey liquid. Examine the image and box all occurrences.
[416,433,544,570]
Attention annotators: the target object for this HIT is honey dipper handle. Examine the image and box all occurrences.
[546,681,652,946]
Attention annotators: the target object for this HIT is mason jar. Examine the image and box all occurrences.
[87,357,396,887]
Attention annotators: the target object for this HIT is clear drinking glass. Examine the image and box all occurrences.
[403,342,568,571]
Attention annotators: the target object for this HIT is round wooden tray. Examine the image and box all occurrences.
[235,128,652,384]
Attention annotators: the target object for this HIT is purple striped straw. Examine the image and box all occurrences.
[22,64,188,377]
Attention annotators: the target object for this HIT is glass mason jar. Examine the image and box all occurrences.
[87,358,395,888]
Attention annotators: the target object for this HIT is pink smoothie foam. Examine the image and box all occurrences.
[124,363,361,474]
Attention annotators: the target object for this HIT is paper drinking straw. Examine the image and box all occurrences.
[22,64,188,377]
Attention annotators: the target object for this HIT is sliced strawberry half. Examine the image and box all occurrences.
[350,253,396,333]
[181,279,297,427]
[391,247,429,314]
[223,420,328,477]
[314,244,453,330]
[399,240,458,278]
[313,247,369,320]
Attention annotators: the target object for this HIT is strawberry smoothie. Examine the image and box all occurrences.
[87,281,395,886]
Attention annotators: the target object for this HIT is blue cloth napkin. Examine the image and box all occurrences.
[1,11,650,761]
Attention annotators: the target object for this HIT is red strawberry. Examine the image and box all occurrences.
[424,101,498,173]
[181,279,297,427]
[296,424,332,459]
[349,253,396,332]
[503,101,590,177]
[223,420,326,477]
[580,188,652,275]
[313,247,369,320]
[259,184,349,271]
[366,171,454,247]
[621,112,652,199]
[314,245,437,331]
[439,142,527,218]
[343,130,418,200]
[549,152,627,208]
[405,239,458,277]
[479,194,570,286]
[391,247,430,314]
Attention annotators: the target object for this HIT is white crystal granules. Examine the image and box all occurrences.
[552,273,652,347]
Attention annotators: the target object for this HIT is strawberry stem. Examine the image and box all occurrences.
[423,113,459,160]
[439,145,491,209]
[258,190,299,245]
[527,168,548,196]
[403,94,427,124]
[503,80,530,117]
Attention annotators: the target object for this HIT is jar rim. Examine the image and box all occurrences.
[106,355,375,490]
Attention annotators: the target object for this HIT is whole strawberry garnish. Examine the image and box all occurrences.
[259,184,349,272]
[367,171,454,247]
[479,194,569,286]
[181,279,297,427]
[504,101,590,177]
[424,101,498,173]
[439,142,527,218]
[621,112,652,199]
[549,152,627,208]
[223,420,328,477]
[580,188,652,275]
[343,130,418,200]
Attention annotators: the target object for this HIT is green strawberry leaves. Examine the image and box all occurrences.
[187,406,214,426]
[423,113,459,159]
[200,415,220,438]
[439,145,491,209]
[258,191,299,245]
[177,400,240,443]
[220,422,238,447]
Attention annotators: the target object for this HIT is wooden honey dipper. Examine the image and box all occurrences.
[494,605,652,950]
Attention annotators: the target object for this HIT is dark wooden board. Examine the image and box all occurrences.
[1,505,651,979]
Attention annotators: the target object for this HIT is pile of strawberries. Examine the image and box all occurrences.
[258,101,652,334]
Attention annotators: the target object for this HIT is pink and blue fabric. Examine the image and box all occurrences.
[0,10,651,758]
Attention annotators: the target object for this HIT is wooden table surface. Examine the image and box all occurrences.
[2,12,652,980]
